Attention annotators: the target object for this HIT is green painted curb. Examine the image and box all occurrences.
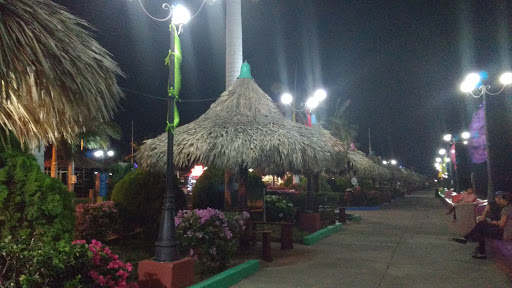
[303,223,343,245]
[346,213,361,221]
[189,260,259,288]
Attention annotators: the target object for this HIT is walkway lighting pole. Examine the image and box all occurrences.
[442,132,470,192]
[133,0,192,262]
[460,72,512,200]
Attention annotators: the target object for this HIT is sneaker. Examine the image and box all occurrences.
[452,237,468,244]
[472,253,487,259]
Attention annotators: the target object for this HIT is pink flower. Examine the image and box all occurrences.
[126,263,133,272]
[88,270,99,279]
[72,240,86,245]
[97,275,107,286]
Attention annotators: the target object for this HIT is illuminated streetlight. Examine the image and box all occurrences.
[390,159,397,165]
[313,89,327,101]
[281,93,293,105]
[461,131,470,140]
[460,71,512,199]
[443,134,452,142]
[382,160,388,165]
[435,158,441,163]
[439,148,446,155]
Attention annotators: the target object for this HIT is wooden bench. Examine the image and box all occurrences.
[251,221,294,250]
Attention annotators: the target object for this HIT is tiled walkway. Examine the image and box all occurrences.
[232,189,511,288]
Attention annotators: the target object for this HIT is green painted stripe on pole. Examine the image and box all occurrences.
[303,223,343,245]
[189,260,259,288]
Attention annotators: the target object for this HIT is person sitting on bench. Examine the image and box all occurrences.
[452,191,512,259]
[476,191,505,223]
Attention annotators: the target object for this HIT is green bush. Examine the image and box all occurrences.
[0,152,74,242]
[0,237,90,287]
[111,169,186,236]
[265,195,295,222]
[75,201,120,242]
[316,192,340,208]
[192,167,224,209]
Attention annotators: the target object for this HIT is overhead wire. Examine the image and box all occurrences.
[121,87,218,102]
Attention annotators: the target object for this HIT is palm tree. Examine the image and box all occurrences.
[0,0,124,148]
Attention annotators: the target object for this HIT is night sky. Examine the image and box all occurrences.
[53,0,512,177]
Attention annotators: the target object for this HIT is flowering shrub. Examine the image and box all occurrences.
[265,195,295,222]
[76,201,119,242]
[175,208,249,271]
[0,237,137,288]
[72,240,138,288]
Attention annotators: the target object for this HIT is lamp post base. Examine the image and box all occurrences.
[138,257,195,288]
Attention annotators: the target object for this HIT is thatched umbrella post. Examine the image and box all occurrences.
[238,164,248,210]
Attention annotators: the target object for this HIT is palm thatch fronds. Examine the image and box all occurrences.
[347,149,392,180]
[137,77,348,174]
[0,0,124,147]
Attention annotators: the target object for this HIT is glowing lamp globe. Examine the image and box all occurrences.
[281,93,293,105]
[305,97,319,110]
[500,72,512,85]
[461,131,470,139]
[94,150,104,157]
[313,89,327,101]
[172,4,190,24]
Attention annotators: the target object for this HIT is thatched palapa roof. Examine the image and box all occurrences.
[347,149,392,180]
[0,0,124,147]
[137,63,347,174]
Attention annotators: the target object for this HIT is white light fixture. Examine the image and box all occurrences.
[439,149,446,155]
[281,93,293,105]
[435,158,442,163]
[500,72,512,85]
[390,159,397,165]
[461,131,470,139]
[446,158,450,162]
[172,4,191,24]
[305,97,319,110]
[94,150,104,158]
[460,73,481,92]
[313,89,327,101]
[107,150,114,157]
[382,160,388,165]
[463,140,468,145]
[443,134,452,142]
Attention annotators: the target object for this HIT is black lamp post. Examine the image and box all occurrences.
[460,72,512,200]
[132,1,191,262]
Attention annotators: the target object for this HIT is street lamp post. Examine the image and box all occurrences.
[133,1,192,262]
[442,132,470,192]
[93,150,114,202]
[460,72,512,200]
[281,89,326,212]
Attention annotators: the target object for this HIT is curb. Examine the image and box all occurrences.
[303,223,343,245]
[346,213,361,221]
[189,260,259,288]
[345,206,381,211]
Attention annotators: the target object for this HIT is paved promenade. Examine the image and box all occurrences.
[233,189,511,288]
